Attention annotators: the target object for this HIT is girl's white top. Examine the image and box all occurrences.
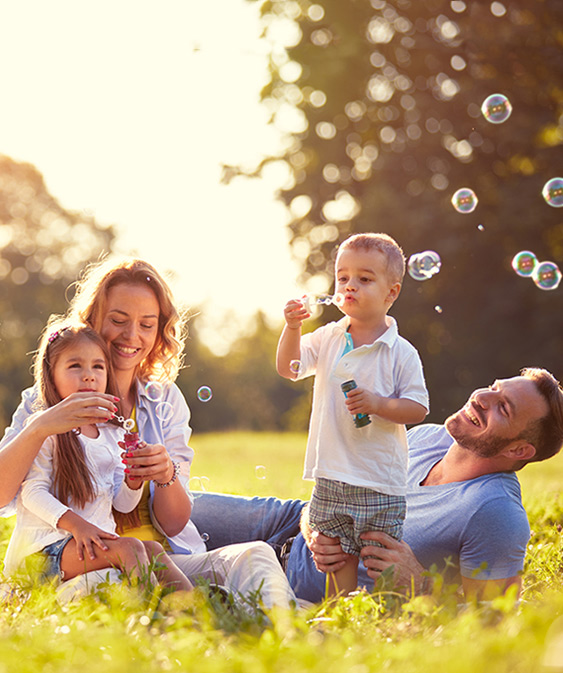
[3,423,142,575]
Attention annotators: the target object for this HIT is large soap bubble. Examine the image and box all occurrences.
[407,251,442,281]
[511,251,537,278]
[533,261,562,291]
[481,94,512,124]
[542,178,563,208]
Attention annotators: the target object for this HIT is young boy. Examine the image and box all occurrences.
[277,233,429,596]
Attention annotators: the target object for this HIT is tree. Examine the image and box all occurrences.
[0,155,115,427]
[237,0,563,418]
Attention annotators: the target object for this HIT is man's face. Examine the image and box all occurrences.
[445,376,548,457]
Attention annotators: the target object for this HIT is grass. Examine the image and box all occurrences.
[1,431,563,673]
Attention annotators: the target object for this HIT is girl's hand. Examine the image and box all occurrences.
[58,512,119,561]
[121,441,174,485]
[34,392,119,436]
[283,299,310,330]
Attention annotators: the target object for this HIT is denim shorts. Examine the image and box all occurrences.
[41,537,72,580]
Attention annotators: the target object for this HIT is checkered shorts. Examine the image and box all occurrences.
[308,478,406,556]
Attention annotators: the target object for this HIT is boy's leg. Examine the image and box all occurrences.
[329,554,359,597]
[141,541,193,592]
[60,537,150,583]
[190,493,305,557]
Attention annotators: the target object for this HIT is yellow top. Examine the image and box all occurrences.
[118,407,171,551]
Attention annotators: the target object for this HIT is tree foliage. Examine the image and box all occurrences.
[0,155,115,428]
[240,0,563,419]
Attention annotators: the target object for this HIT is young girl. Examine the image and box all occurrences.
[3,322,193,593]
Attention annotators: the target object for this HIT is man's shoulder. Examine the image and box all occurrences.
[407,423,451,449]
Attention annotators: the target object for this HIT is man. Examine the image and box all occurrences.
[191,368,563,602]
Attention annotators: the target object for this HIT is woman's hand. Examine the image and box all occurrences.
[34,392,119,436]
[121,441,174,484]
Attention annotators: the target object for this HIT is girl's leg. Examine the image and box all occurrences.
[60,537,153,586]
[141,541,193,592]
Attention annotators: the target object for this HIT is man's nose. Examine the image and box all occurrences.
[473,388,494,407]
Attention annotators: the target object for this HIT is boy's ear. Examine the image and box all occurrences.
[386,282,402,305]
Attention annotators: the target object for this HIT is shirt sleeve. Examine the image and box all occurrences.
[0,387,38,517]
[295,324,329,381]
[160,383,195,480]
[20,436,70,529]
[113,479,144,513]
[393,345,430,412]
[459,496,530,580]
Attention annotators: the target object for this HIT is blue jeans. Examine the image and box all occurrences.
[190,492,305,557]
[190,491,374,603]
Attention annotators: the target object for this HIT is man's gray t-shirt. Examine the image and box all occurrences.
[287,424,530,602]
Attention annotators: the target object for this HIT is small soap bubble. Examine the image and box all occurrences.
[451,188,478,213]
[542,178,563,208]
[123,418,135,432]
[189,476,210,496]
[255,465,267,480]
[481,94,512,124]
[477,224,485,232]
[407,251,441,281]
[332,293,345,307]
[289,359,302,375]
[201,532,210,542]
[434,305,443,314]
[197,386,213,403]
[511,251,537,277]
[533,261,562,291]
[155,401,174,422]
[145,381,164,403]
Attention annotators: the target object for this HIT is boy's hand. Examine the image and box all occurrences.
[344,386,382,416]
[283,299,310,330]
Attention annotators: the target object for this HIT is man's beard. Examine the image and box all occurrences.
[445,411,514,458]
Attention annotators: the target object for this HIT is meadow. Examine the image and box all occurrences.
[1,430,563,673]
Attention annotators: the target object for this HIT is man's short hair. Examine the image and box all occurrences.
[520,367,563,464]
[338,233,405,285]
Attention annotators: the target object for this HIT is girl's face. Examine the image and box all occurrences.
[52,339,108,400]
[99,283,160,379]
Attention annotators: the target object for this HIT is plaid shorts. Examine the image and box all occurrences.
[308,478,406,556]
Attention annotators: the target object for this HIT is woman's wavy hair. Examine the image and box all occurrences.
[34,321,120,508]
[67,257,188,383]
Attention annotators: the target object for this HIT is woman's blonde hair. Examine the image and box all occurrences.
[67,257,187,383]
[33,321,120,508]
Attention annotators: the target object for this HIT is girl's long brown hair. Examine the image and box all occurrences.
[34,321,120,508]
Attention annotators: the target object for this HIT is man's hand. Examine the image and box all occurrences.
[308,530,348,573]
[360,531,426,592]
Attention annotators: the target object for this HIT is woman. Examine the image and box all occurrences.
[0,258,296,609]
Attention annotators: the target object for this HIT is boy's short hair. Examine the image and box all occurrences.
[338,233,406,284]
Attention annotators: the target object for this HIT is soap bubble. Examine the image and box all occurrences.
[481,94,512,124]
[145,381,164,402]
[189,476,210,497]
[407,251,441,281]
[332,293,345,307]
[155,401,174,422]
[477,224,485,232]
[197,386,213,403]
[542,178,563,208]
[533,261,562,291]
[289,360,302,375]
[434,305,443,314]
[255,465,267,480]
[511,251,537,278]
[123,418,135,432]
[201,532,210,542]
[451,188,478,213]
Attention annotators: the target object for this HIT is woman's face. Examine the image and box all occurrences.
[100,283,160,380]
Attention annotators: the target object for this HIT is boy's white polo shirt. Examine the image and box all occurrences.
[296,315,428,496]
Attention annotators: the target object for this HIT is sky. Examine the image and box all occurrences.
[0,1,304,354]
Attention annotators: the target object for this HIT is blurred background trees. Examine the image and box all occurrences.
[1,0,562,432]
[232,0,563,420]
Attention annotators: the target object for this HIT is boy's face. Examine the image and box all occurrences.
[335,247,401,322]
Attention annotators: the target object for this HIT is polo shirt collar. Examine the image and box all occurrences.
[333,315,399,348]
